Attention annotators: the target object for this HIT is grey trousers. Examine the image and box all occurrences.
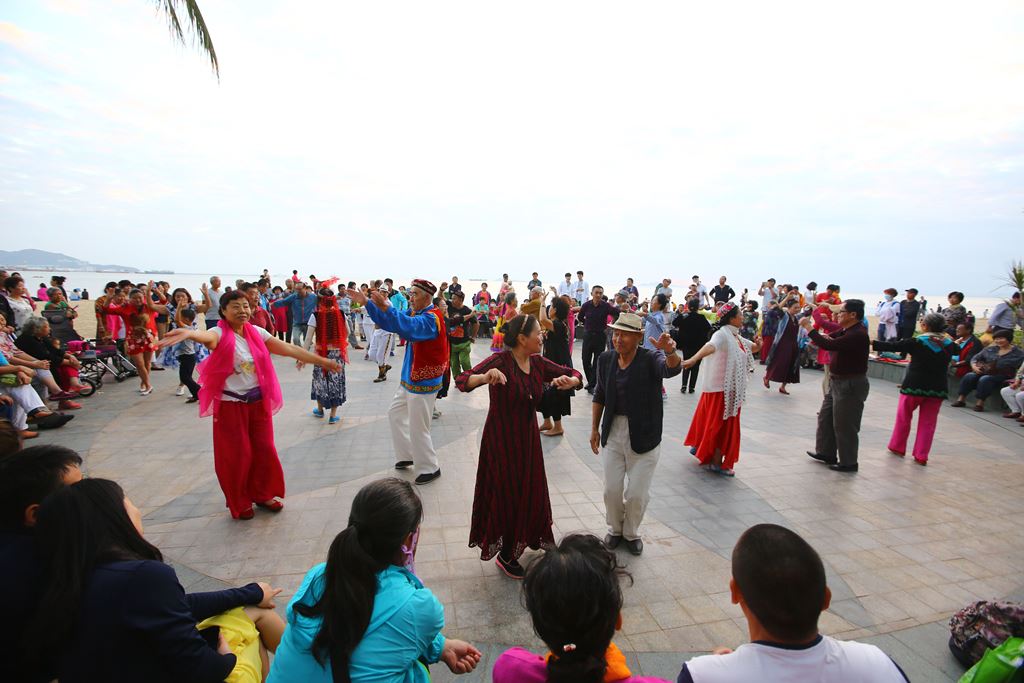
[815,375,870,466]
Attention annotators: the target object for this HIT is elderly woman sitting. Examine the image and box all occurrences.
[0,312,78,403]
[15,317,86,409]
[952,330,1024,412]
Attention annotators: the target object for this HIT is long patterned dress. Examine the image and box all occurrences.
[456,351,581,561]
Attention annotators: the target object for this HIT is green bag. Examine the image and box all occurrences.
[0,373,18,386]
[960,637,1024,683]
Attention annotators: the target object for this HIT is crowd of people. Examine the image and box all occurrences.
[1,266,1021,682]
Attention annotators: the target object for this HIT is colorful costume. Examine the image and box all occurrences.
[366,280,449,477]
[306,296,349,409]
[199,321,285,518]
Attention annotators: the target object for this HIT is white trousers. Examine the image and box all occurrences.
[361,319,376,344]
[602,415,661,541]
[1000,385,1024,413]
[1,384,45,430]
[369,330,392,366]
[389,388,439,475]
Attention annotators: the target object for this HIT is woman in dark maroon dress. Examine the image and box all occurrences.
[455,314,583,579]
[763,299,803,394]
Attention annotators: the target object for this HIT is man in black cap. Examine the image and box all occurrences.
[897,289,922,358]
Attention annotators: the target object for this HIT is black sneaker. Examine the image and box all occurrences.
[604,534,623,549]
[395,461,414,470]
[625,538,643,556]
[496,555,525,579]
[414,469,441,485]
[185,396,199,404]
[829,463,859,472]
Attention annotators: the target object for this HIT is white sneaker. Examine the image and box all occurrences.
[140,387,153,396]
[432,408,442,420]
[175,386,186,396]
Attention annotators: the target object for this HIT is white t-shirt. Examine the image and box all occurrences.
[694,283,708,302]
[204,289,222,321]
[572,279,589,301]
[6,295,34,331]
[682,635,907,683]
[209,325,274,400]
[761,286,778,309]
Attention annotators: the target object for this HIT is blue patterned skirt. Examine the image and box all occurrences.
[311,349,347,408]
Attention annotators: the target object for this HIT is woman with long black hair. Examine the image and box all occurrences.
[538,294,574,436]
[23,478,284,683]
[269,478,480,682]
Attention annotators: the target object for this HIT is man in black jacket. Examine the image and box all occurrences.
[591,312,681,555]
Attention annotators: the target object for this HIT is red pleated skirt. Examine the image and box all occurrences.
[685,391,742,469]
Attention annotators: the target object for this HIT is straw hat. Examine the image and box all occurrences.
[607,312,644,334]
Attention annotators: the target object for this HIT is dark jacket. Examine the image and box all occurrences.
[593,347,680,454]
[51,560,262,683]
[671,312,711,357]
[873,336,954,398]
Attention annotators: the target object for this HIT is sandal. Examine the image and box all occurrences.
[779,387,790,395]
[972,404,985,412]
[762,376,770,389]
[951,400,966,407]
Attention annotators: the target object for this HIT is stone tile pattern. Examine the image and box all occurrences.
[43,339,1024,682]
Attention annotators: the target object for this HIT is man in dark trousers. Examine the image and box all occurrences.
[897,288,923,359]
[578,285,619,393]
[800,300,870,472]
[590,313,681,555]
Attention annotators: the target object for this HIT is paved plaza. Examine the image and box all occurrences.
[42,340,1023,681]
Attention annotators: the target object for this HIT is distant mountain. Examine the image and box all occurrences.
[0,249,141,273]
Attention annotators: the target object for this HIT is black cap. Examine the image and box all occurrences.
[905,288,919,295]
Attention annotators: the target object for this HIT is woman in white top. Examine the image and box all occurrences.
[157,291,341,520]
[682,304,761,477]
[3,275,36,332]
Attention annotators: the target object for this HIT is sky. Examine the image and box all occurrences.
[1,0,1022,295]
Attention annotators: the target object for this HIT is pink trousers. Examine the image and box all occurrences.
[889,394,942,462]
[212,401,285,517]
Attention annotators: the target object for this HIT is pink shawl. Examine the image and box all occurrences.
[197,320,283,418]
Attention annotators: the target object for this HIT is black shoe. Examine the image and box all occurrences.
[495,555,525,579]
[604,534,623,549]
[34,413,74,430]
[689,446,698,456]
[185,396,199,403]
[689,389,696,394]
[414,469,441,485]
[395,460,414,470]
[829,463,859,472]
[625,538,643,556]
[806,451,836,465]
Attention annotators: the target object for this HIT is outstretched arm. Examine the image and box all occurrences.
[683,341,716,368]
[155,326,219,350]
[265,335,341,372]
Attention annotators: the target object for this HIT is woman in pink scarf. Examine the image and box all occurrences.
[157,291,341,520]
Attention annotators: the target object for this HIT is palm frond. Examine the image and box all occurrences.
[156,0,219,78]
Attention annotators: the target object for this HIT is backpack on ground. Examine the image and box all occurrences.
[950,601,1024,668]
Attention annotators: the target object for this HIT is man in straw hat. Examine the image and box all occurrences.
[590,311,681,555]
[348,279,449,485]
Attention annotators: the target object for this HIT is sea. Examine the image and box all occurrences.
[10,270,1009,319]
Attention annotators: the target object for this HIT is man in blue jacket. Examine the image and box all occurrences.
[273,282,317,346]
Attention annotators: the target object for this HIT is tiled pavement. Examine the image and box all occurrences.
[43,339,1023,681]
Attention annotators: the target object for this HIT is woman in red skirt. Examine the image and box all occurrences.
[683,304,761,477]
[456,314,583,578]
[101,282,166,395]
[156,291,341,519]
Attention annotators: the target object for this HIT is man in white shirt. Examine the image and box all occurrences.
[557,273,573,297]
[758,278,778,310]
[679,524,908,683]
[692,275,709,309]
[572,270,589,304]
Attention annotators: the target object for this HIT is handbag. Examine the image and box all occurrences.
[959,637,1024,683]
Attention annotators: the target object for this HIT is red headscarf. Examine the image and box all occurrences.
[315,295,348,362]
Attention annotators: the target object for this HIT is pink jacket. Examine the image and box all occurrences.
[492,648,670,683]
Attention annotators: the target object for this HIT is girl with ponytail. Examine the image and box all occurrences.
[268,478,480,683]
[493,534,669,682]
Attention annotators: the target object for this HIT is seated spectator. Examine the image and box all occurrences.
[0,445,83,683]
[951,330,1024,411]
[269,478,480,682]
[0,311,78,402]
[680,524,908,682]
[35,283,49,302]
[0,416,20,457]
[0,350,73,437]
[15,316,86,408]
[24,478,285,683]
[998,360,1024,424]
[493,534,668,682]
[951,323,982,378]
[2,275,36,332]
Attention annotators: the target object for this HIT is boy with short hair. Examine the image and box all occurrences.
[679,524,908,682]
